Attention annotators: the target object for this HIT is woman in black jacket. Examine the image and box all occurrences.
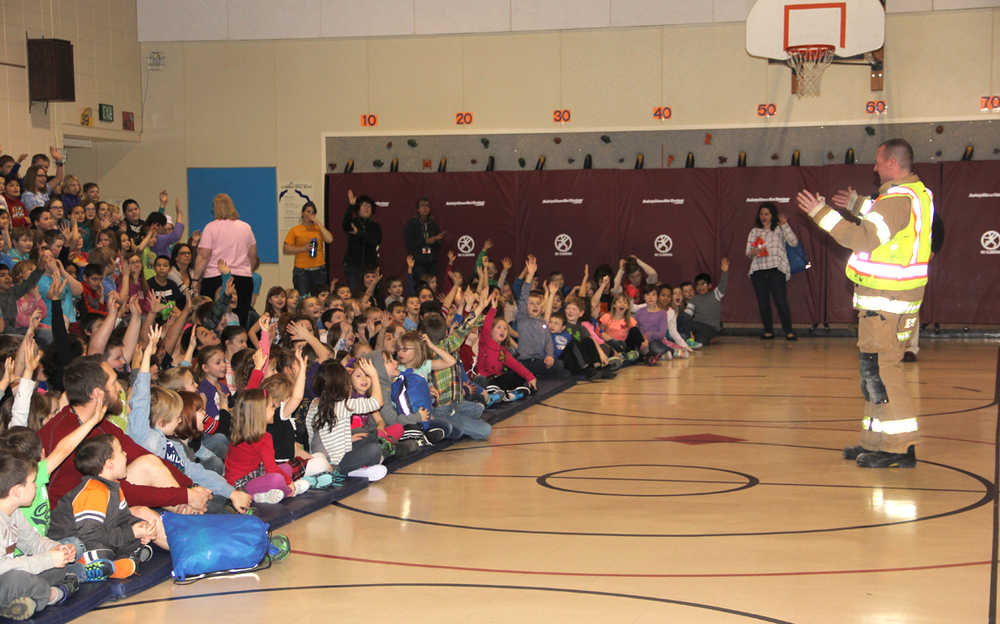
[342,189,382,294]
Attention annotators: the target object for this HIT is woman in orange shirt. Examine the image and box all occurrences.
[283,201,332,298]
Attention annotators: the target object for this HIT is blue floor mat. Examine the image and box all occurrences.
[0,583,111,624]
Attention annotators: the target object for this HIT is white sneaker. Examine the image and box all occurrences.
[292,479,310,495]
[348,465,389,482]
[252,489,285,504]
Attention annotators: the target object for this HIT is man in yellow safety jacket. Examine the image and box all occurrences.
[797,138,932,468]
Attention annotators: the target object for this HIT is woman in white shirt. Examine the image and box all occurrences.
[746,202,798,341]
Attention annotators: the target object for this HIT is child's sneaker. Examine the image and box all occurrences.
[502,388,526,402]
[347,465,389,482]
[80,552,115,583]
[485,391,504,407]
[50,574,80,606]
[268,534,291,562]
[109,558,137,579]
[252,489,285,504]
[131,544,154,563]
[645,353,659,366]
[663,350,673,360]
[292,479,310,495]
[686,338,703,350]
[305,472,335,489]
[331,469,347,486]
[624,350,641,363]
[0,597,36,621]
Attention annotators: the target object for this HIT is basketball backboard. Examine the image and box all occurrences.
[746,0,885,60]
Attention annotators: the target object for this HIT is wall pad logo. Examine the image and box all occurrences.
[457,235,476,257]
[982,230,1000,255]
[654,234,674,257]
[554,233,573,256]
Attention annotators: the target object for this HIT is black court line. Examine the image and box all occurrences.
[537,400,996,424]
[393,471,984,494]
[561,390,985,401]
[335,440,994,538]
[94,582,793,623]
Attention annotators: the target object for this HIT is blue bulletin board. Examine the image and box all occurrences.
[186,167,278,263]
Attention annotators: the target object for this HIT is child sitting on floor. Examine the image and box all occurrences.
[49,435,169,581]
[0,454,81,621]
[224,389,310,505]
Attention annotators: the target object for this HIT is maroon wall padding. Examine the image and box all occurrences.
[325,160,995,325]
[717,167,825,326]
[618,168,720,290]
[516,170,623,277]
[933,162,1000,324]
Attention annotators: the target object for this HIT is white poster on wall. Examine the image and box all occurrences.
[278,181,314,238]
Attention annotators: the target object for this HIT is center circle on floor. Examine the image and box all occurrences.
[536,464,759,497]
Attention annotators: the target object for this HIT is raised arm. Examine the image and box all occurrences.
[591,274,609,320]
[422,333,456,371]
[87,292,120,355]
[632,255,658,284]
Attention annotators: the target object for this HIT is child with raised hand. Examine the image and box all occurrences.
[261,349,336,489]
[684,257,730,346]
[127,326,253,514]
[0,454,81,621]
[224,388,308,504]
[474,291,537,402]
[305,358,388,482]
[49,433,169,581]
[516,255,569,380]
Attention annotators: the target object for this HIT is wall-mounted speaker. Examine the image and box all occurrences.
[27,39,75,102]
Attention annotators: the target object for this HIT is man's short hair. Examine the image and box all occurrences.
[694,273,711,285]
[880,138,914,172]
[82,182,98,193]
[387,301,404,314]
[74,435,115,476]
[63,355,109,406]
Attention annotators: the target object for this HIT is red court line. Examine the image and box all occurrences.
[292,549,989,578]
[494,423,996,445]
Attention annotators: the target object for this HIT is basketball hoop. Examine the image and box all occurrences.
[785,44,835,96]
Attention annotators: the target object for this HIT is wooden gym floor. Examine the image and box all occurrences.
[86,337,1000,623]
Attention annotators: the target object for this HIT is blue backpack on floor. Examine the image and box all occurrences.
[162,511,275,581]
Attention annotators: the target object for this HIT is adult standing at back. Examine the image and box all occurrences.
[745,202,798,340]
[342,189,381,294]
[192,193,258,327]
[797,138,932,469]
[283,201,332,297]
[403,197,445,283]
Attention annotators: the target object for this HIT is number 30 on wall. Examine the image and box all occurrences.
[553,109,571,123]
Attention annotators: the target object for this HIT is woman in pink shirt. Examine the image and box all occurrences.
[193,194,258,327]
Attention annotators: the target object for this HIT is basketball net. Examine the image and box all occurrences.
[786,44,835,97]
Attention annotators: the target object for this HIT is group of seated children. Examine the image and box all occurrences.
[0,175,731,619]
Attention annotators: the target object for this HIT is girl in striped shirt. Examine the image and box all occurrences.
[305,359,387,482]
